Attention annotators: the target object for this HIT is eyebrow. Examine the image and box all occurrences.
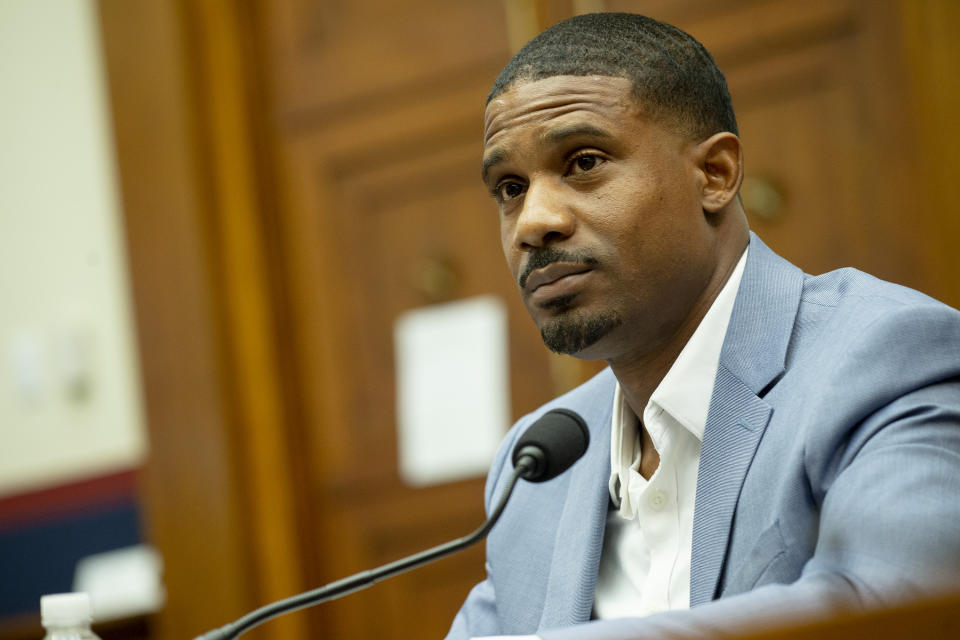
[481,123,615,184]
[540,123,614,145]
[481,147,508,184]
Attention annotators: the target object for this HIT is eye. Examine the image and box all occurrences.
[569,152,603,174]
[576,155,597,171]
[495,180,526,202]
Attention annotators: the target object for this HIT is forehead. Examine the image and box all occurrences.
[483,75,639,147]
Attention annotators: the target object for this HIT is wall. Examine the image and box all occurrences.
[0,0,146,496]
[0,1,148,623]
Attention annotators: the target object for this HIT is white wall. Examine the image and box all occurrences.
[0,0,146,496]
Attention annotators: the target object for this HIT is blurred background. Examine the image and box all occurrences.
[1,0,957,639]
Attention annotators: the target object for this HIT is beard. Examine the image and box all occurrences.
[520,247,615,354]
[538,299,622,355]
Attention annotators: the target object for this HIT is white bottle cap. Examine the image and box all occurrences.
[41,593,92,627]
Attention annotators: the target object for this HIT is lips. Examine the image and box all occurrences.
[523,262,594,296]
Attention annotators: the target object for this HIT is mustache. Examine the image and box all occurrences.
[518,248,599,289]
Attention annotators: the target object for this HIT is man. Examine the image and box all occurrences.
[446,12,960,640]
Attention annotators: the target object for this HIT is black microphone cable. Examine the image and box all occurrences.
[195,459,527,639]
[194,408,588,640]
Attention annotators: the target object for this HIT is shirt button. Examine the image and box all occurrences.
[649,489,668,510]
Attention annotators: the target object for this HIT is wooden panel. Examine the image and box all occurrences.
[262,2,538,636]
[898,0,960,308]
[99,0,320,637]
[610,0,929,291]
[611,0,858,60]
[313,480,487,638]
[733,37,883,275]
[174,0,310,637]
[277,72,555,637]
[96,1,256,638]
[260,0,512,119]
[311,119,546,481]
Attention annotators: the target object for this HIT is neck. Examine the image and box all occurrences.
[608,226,747,419]
[609,347,681,422]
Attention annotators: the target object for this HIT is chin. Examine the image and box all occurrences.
[538,309,622,356]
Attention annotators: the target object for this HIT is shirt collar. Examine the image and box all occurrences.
[609,247,748,501]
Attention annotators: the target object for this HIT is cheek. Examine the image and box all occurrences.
[499,220,511,255]
[499,223,520,277]
[591,181,690,271]
[589,181,661,240]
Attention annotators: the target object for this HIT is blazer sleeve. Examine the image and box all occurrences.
[446,413,533,639]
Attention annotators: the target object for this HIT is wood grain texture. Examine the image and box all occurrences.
[898,0,960,308]
[96,1,254,638]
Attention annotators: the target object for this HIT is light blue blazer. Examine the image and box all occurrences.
[447,234,960,639]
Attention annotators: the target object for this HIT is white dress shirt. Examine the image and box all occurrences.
[473,248,747,639]
[593,248,747,618]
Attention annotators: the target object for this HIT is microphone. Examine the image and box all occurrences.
[512,408,590,482]
[194,409,589,640]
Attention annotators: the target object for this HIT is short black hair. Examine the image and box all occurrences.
[488,12,738,141]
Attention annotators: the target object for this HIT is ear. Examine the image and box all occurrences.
[695,132,743,213]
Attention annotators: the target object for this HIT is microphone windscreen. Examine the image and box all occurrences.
[511,409,589,482]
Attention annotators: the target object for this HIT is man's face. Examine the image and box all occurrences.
[482,75,721,362]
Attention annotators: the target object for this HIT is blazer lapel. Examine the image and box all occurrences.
[690,233,804,606]
[689,369,772,605]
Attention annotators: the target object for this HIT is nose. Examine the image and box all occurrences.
[511,180,576,250]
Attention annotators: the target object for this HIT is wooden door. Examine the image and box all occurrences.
[251,1,565,637]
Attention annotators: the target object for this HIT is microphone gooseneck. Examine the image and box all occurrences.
[194,409,589,640]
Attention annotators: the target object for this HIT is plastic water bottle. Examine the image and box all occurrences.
[40,593,102,640]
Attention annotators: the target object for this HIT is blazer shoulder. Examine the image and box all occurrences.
[780,268,960,431]
[801,266,958,313]
[792,267,960,361]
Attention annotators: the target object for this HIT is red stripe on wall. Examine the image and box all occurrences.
[0,468,139,532]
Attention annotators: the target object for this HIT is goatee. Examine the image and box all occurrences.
[539,309,622,355]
